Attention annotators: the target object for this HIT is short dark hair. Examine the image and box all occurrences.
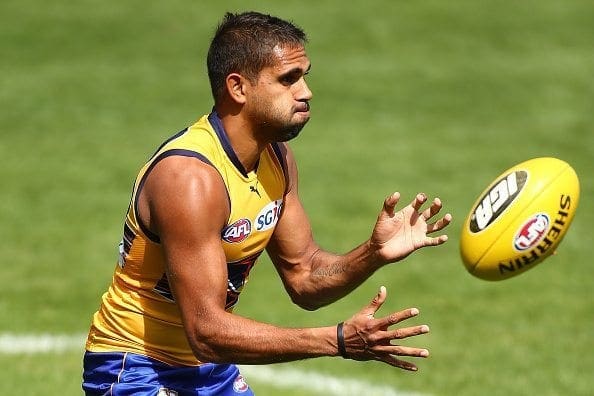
[207,11,308,103]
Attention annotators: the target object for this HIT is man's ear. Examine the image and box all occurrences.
[225,73,248,105]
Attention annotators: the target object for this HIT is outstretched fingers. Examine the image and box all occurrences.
[410,193,428,214]
[382,192,401,216]
[378,353,428,371]
[417,197,452,245]
[420,197,452,226]
[372,311,431,371]
[423,234,449,247]
[343,289,431,371]
[424,209,452,248]
[374,344,430,357]
[385,323,431,340]
[376,307,421,329]
[420,197,442,220]
[360,286,388,318]
[427,212,453,234]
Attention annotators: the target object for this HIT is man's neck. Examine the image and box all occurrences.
[216,110,268,174]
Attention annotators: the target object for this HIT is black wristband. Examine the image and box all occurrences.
[337,322,348,358]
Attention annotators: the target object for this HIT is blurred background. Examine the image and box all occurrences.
[1,1,592,394]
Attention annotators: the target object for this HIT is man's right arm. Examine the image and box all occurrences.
[138,155,339,364]
[138,155,429,370]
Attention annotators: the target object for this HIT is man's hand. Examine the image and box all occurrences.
[340,286,430,371]
[371,192,452,264]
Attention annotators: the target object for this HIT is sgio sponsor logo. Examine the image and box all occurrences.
[470,170,527,232]
[255,199,283,231]
[222,218,252,243]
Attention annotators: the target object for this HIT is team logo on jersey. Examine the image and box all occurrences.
[513,213,550,251]
[222,218,252,243]
[255,199,283,231]
[233,374,249,393]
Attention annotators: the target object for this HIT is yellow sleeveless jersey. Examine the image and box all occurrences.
[86,112,287,366]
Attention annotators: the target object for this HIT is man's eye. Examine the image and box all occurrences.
[281,74,299,85]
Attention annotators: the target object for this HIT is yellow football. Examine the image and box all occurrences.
[460,157,580,281]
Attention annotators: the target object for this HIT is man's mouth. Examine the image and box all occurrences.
[296,102,310,113]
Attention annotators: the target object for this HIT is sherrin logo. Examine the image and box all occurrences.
[514,213,550,251]
[498,194,572,275]
[470,170,528,233]
[255,199,283,231]
[222,218,252,243]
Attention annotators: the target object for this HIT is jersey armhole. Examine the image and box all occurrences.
[134,149,230,243]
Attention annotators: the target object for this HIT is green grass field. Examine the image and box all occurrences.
[1,1,593,394]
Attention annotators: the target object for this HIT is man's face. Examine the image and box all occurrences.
[246,45,312,142]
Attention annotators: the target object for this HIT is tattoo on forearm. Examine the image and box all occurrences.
[312,262,351,278]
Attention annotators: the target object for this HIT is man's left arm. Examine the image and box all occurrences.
[266,145,452,310]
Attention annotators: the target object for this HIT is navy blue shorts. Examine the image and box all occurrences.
[83,351,254,396]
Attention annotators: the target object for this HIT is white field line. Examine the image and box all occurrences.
[238,364,428,396]
[0,333,87,354]
[0,333,428,396]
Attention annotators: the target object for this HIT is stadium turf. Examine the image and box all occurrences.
[1,1,593,394]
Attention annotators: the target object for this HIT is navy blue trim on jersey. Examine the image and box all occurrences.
[208,111,250,177]
[149,128,189,159]
[121,221,136,255]
[270,142,286,173]
[153,273,175,302]
[225,251,263,310]
[270,142,289,194]
[134,148,221,243]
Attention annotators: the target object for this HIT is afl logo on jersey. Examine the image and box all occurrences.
[255,199,283,231]
[222,218,252,243]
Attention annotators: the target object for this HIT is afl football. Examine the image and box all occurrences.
[460,157,579,281]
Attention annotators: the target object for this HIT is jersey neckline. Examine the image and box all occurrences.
[208,110,256,179]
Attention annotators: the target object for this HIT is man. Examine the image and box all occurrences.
[83,11,452,396]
